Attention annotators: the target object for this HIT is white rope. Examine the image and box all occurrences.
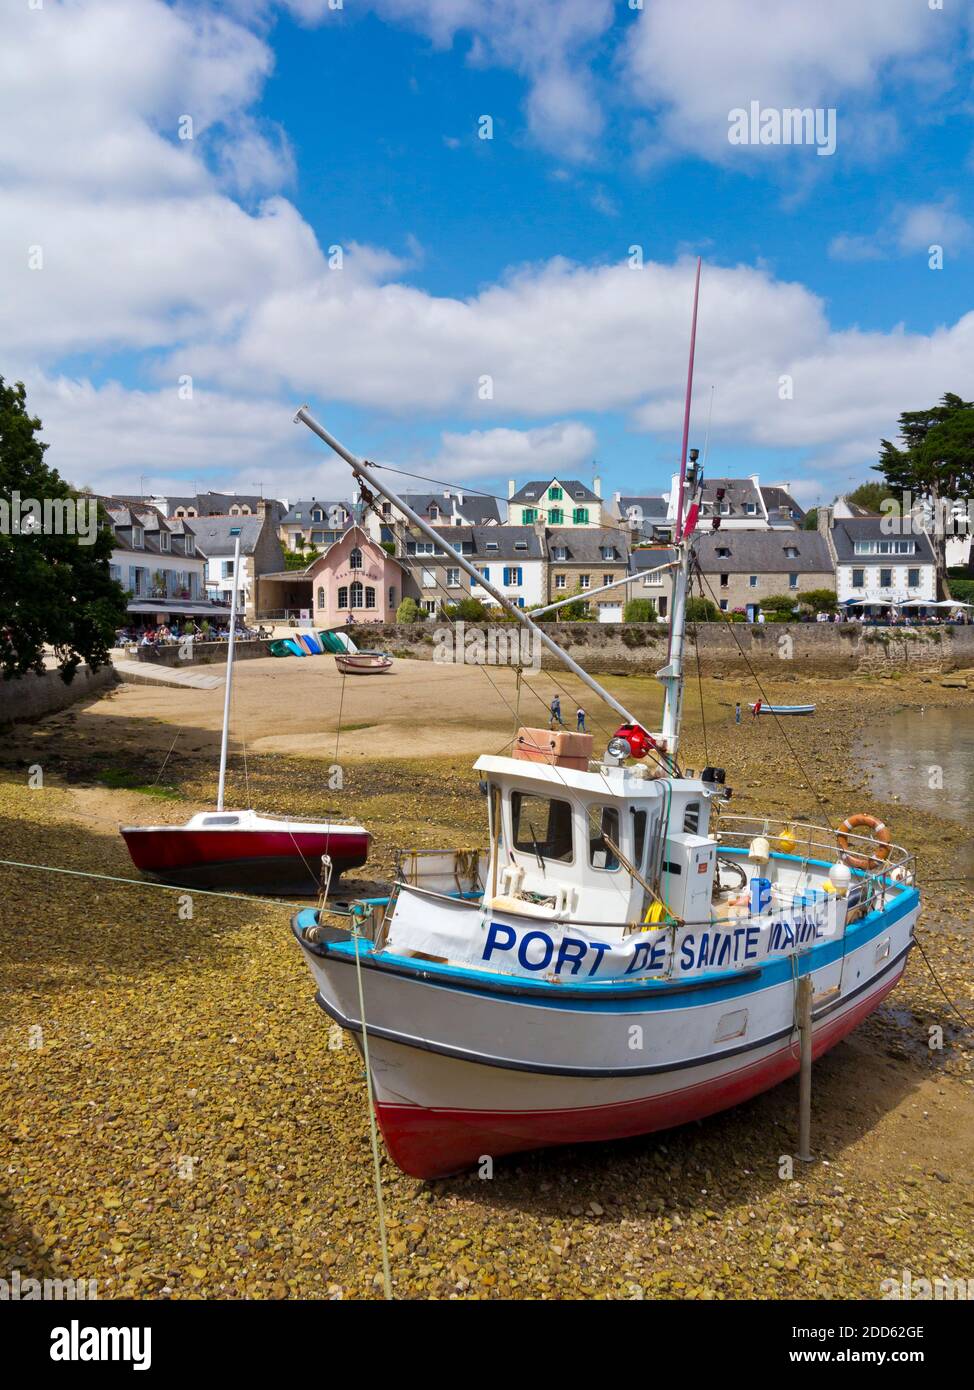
[351,920,393,1300]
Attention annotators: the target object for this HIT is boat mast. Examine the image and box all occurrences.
[294,408,645,735]
[658,257,702,767]
[216,528,242,812]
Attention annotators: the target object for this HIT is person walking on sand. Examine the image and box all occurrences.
[576,706,586,733]
[549,695,564,729]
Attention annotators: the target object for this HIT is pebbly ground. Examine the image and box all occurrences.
[0,660,971,1299]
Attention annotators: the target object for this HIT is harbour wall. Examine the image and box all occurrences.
[130,639,274,668]
[0,661,119,726]
[350,621,974,677]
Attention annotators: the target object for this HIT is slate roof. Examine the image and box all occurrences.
[698,477,764,517]
[544,527,629,563]
[184,515,264,556]
[280,499,353,527]
[760,485,805,524]
[694,530,833,574]
[829,517,937,566]
[511,479,600,505]
[403,525,543,560]
[398,491,502,526]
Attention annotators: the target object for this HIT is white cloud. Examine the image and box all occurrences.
[829,198,972,262]
[434,422,597,479]
[624,0,950,165]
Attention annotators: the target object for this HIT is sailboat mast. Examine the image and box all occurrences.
[294,408,644,734]
[659,257,702,766]
[216,529,242,812]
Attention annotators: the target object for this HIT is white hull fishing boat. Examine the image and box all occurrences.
[289,270,919,1178]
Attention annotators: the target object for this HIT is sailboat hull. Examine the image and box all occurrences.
[121,824,370,894]
[295,889,916,1177]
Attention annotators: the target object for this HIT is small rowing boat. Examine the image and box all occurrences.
[751,702,815,716]
[335,651,392,675]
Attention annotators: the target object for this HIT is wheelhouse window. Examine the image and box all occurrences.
[683,801,701,834]
[632,809,648,870]
[588,805,620,871]
[511,791,574,864]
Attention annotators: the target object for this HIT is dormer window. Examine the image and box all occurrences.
[160,532,170,552]
[514,540,528,551]
[600,546,613,561]
[133,525,144,548]
[784,546,799,558]
[486,542,499,552]
[715,546,730,557]
[312,509,323,522]
[552,545,567,561]
[185,535,195,556]
[548,486,562,501]
[429,505,439,521]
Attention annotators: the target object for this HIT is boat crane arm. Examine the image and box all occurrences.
[294,406,649,741]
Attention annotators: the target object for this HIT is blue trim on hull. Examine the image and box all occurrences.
[294,880,918,1014]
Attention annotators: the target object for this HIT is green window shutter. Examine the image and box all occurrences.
[572,508,589,524]
[549,508,563,525]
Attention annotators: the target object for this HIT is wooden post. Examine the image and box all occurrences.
[797,974,814,1163]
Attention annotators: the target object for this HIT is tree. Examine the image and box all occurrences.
[802,508,818,531]
[440,597,489,621]
[845,481,899,514]
[283,548,317,571]
[874,393,974,596]
[556,587,594,621]
[685,596,720,622]
[0,378,126,682]
[799,588,838,614]
[761,593,799,613]
[623,597,657,622]
[396,596,422,623]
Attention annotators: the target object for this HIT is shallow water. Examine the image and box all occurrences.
[856,705,974,881]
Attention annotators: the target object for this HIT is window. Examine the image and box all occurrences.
[555,574,566,589]
[349,547,363,570]
[579,574,590,589]
[428,505,439,521]
[160,532,170,552]
[720,573,729,588]
[185,535,195,556]
[522,508,537,524]
[573,508,589,525]
[446,567,460,587]
[549,508,563,525]
[716,546,730,557]
[658,596,668,618]
[222,560,234,579]
[880,568,893,588]
[350,580,364,607]
[365,586,376,609]
[552,546,567,561]
[683,802,701,834]
[719,599,728,612]
[548,486,563,501]
[475,566,490,584]
[588,805,620,871]
[503,566,523,586]
[788,573,799,590]
[317,586,325,608]
[514,540,528,552]
[389,587,396,607]
[421,567,435,587]
[423,600,436,614]
[603,574,613,586]
[600,547,614,561]
[312,509,323,522]
[852,567,865,588]
[632,810,648,870]
[784,547,799,558]
[133,525,144,548]
[745,502,756,514]
[485,541,499,552]
[853,540,916,555]
[511,791,574,864]
[337,586,348,608]
[908,568,920,587]
[749,575,757,588]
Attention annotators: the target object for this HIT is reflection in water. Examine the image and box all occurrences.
[857,706,974,879]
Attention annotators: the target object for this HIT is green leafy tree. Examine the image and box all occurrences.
[845,481,899,514]
[874,392,974,594]
[623,597,657,622]
[760,593,799,612]
[685,596,720,622]
[283,548,317,571]
[802,507,818,531]
[0,378,126,682]
[396,596,422,623]
[799,588,838,614]
[440,597,489,621]
[556,586,594,621]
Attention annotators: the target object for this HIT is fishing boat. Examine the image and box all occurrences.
[120,528,371,893]
[750,701,815,716]
[335,651,393,675]
[288,270,919,1178]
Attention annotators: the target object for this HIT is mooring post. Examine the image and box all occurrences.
[797,974,814,1163]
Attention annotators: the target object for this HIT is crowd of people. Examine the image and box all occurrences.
[114,620,268,649]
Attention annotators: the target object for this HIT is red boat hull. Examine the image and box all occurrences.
[121,827,370,894]
[372,966,902,1179]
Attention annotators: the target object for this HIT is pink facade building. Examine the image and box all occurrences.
[308,525,403,625]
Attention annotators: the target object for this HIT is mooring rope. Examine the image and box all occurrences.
[0,857,310,910]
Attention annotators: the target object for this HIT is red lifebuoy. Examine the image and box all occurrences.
[837,813,891,870]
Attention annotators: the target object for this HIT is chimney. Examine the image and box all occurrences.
[613,490,621,503]
[593,475,601,498]
[508,479,516,499]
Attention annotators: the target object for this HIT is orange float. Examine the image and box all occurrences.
[837,813,891,870]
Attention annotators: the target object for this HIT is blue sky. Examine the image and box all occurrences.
[3,1,973,506]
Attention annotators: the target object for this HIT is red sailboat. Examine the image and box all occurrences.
[120,529,370,894]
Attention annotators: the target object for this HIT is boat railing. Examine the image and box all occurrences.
[714,811,916,915]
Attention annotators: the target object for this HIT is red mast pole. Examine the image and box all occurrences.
[673,256,702,542]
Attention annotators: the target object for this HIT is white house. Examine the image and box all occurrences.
[823,512,937,610]
[103,502,216,624]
